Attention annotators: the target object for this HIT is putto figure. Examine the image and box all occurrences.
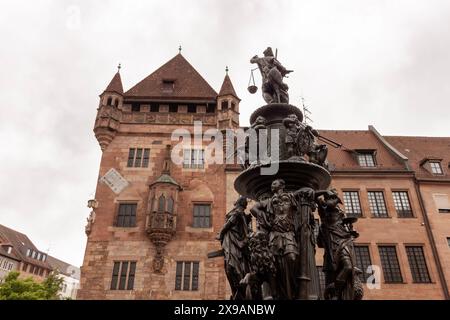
[250,47,292,104]
[315,189,364,300]
[216,196,252,300]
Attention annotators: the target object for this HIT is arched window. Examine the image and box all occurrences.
[107,97,112,106]
[114,99,119,107]
[158,195,166,212]
[167,197,174,214]
[231,102,236,111]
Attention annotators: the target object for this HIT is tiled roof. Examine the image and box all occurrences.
[218,74,239,100]
[124,54,218,100]
[385,136,450,180]
[104,71,123,95]
[47,255,80,279]
[319,130,407,171]
[0,224,51,269]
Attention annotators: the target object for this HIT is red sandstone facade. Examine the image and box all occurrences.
[78,53,450,300]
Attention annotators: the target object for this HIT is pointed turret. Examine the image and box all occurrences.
[94,65,123,151]
[217,67,240,129]
[218,71,240,101]
[104,71,123,95]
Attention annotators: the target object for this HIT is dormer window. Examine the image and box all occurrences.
[430,161,443,175]
[356,150,376,167]
[6,246,12,254]
[162,80,175,93]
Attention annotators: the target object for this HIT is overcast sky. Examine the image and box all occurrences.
[0,0,449,267]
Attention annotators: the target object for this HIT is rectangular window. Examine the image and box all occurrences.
[378,246,403,283]
[447,237,450,247]
[392,191,413,218]
[368,191,388,218]
[354,245,373,283]
[175,261,199,291]
[127,148,150,168]
[116,203,137,227]
[183,149,204,169]
[343,191,362,217]
[430,161,443,174]
[22,263,28,272]
[405,246,431,283]
[357,153,376,167]
[110,261,136,290]
[193,204,211,228]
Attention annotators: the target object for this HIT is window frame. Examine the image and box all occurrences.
[378,245,403,283]
[429,161,443,175]
[175,261,200,291]
[392,190,414,218]
[367,190,389,218]
[354,245,374,283]
[182,149,205,169]
[192,203,212,228]
[127,148,150,168]
[115,202,138,228]
[405,245,431,283]
[356,151,376,168]
[342,190,363,217]
[110,261,137,291]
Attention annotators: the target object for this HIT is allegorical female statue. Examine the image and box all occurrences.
[315,190,363,300]
[250,47,292,104]
[216,196,252,300]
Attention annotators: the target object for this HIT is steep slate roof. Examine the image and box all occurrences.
[218,74,240,100]
[104,72,123,95]
[319,130,407,171]
[125,53,218,100]
[0,224,51,269]
[385,136,450,180]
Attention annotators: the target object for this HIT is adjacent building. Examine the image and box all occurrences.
[0,224,81,299]
[47,255,80,299]
[0,224,52,282]
[78,53,450,300]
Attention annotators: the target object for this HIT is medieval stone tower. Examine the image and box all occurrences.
[78,53,239,299]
